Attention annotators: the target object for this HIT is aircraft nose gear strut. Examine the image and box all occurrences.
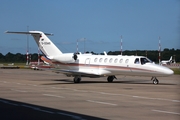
[151,77,159,84]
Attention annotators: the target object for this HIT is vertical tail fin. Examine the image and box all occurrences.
[169,56,172,60]
[169,56,172,62]
[5,31,62,57]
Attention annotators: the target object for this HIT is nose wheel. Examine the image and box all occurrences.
[151,77,159,84]
[74,76,81,83]
[107,76,117,82]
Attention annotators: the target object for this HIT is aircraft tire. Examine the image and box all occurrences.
[74,77,81,83]
[153,79,159,84]
[107,76,114,82]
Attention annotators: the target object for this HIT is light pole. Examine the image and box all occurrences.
[173,55,176,63]
[26,26,29,65]
[84,38,86,53]
[120,35,122,55]
[76,38,86,53]
[158,36,161,65]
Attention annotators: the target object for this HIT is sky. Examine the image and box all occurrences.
[0,0,180,55]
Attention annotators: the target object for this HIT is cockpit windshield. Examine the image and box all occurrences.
[140,57,152,65]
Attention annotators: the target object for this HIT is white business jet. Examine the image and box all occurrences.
[161,56,172,65]
[6,31,174,84]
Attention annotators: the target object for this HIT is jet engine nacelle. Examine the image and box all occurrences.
[51,53,77,63]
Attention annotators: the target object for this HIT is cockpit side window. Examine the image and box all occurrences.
[140,58,152,65]
[141,58,145,65]
[134,58,140,64]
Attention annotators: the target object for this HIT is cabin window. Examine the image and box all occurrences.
[125,59,129,63]
[114,58,118,63]
[134,58,140,64]
[99,58,103,62]
[94,58,98,62]
[109,58,113,63]
[119,59,123,63]
[104,58,108,63]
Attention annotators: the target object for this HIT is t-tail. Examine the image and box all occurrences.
[5,31,62,58]
[6,31,76,63]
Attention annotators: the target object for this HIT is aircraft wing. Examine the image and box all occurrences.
[53,69,111,78]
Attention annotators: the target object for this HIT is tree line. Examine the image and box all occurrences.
[0,48,180,63]
[0,52,41,63]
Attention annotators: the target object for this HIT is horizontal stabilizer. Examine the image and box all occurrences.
[5,31,53,36]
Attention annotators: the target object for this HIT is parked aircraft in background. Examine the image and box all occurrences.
[6,31,174,84]
[161,56,172,65]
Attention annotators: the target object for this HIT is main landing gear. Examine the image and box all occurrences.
[107,76,117,82]
[151,77,159,84]
[73,75,117,83]
[73,76,81,83]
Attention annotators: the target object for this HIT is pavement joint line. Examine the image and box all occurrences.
[152,109,180,115]
[51,87,72,90]
[88,91,180,103]
[11,89,27,93]
[72,89,88,92]
[43,94,65,98]
[132,95,180,103]
[27,84,38,86]
[51,87,88,93]
[51,87,87,92]
[98,92,131,97]
[16,83,25,85]
[87,100,117,106]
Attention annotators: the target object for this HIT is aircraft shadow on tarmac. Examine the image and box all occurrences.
[41,78,177,85]
[0,98,107,120]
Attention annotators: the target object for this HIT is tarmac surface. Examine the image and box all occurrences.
[0,69,179,120]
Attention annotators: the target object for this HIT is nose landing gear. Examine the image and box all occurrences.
[74,76,81,83]
[107,76,117,82]
[151,77,159,84]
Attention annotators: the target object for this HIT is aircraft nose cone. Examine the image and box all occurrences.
[168,69,174,75]
[164,68,174,75]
